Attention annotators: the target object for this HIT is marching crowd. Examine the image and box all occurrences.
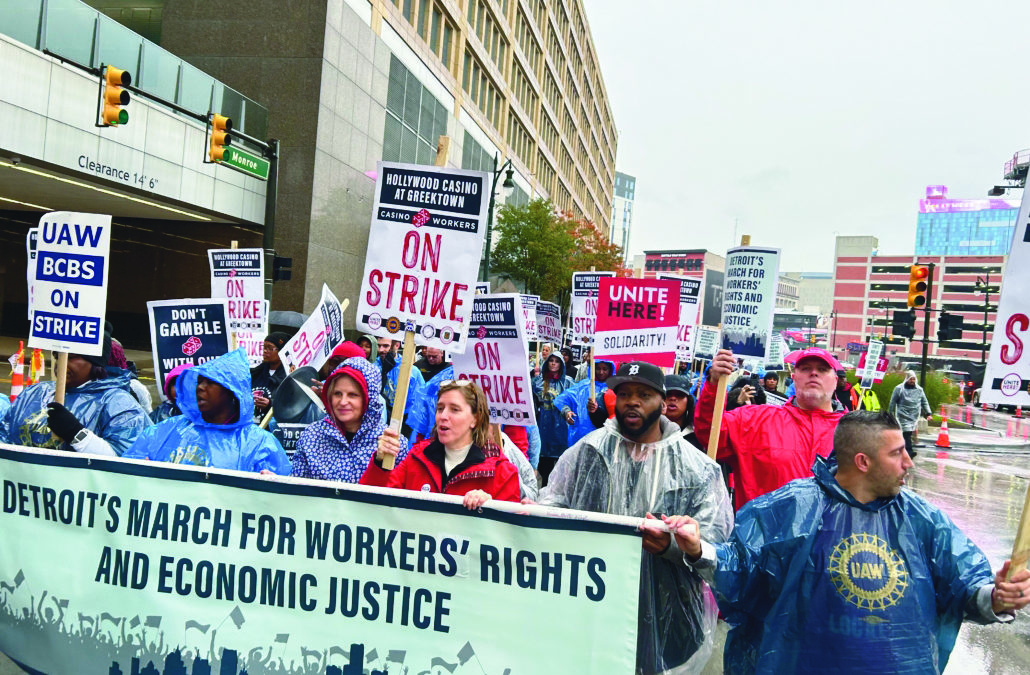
[1,329,1028,675]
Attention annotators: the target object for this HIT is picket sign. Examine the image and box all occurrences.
[589,267,597,404]
[706,235,750,460]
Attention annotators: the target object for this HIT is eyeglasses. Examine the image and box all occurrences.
[441,379,473,387]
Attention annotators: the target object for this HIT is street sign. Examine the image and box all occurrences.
[220,146,270,180]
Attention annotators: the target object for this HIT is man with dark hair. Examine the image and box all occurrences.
[537,361,732,674]
[665,410,1030,674]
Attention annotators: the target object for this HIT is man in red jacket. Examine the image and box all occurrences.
[694,347,845,510]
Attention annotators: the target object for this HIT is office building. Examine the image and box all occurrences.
[915,185,1019,256]
[609,171,634,263]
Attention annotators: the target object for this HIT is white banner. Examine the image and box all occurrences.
[451,294,537,425]
[0,445,640,674]
[29,212,111,356]
[720,247,781,360]
[571,271,615,345]
[521,294,540,341]
[356,162,488,353]
[280,284,345,372]
[209,248,267,333]
[984,214,1030,404]
[536,301,563,346]
[693,326,721,361]
[658,274,701,362]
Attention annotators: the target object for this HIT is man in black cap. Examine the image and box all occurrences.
[535,361,732,674]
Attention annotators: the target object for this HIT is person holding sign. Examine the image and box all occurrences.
[124,350,290,474]
[665,411,1030,674]
[290,356,408,483]
[362,380,520,507]
[695,347,845,510]
[1,334,149,456]
[538,361,733,675]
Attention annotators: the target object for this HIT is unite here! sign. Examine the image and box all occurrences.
[451,294,536,425]
[594,277,680,368]
[29,212,111,356]
[571,271,615,345]
[356,162,488,353]
[983,190,1030,407]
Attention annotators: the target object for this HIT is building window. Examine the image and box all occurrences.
[383,55,447,165]
[462,130,493,173]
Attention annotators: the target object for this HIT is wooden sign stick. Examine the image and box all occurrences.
[1005,484,1030,607]
[54,352,68,405]
[588,347,596,404]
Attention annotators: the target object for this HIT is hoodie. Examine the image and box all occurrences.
[124,349,290,474]
[0,370,148,455]
[531,353,574,458]
[290,357,410,483]
[708,456,995,674]
[553,359,614,447]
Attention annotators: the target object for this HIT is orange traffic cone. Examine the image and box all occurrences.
[1016,406,1024,419]
[958,390,965,405]
[28,348,44,385]
[9,341,25,402]
[935,418,951,448]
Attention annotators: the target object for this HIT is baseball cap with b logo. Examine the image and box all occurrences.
[606,361,666,395]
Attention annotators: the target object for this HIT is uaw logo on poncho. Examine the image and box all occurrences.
[451,294,536,426]
[828,533,908,612]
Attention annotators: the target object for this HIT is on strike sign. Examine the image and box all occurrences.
[280,284,344,372]
[147,299,230,401]
[594,277,680,367]
[208,248,265,332]
[29,212,111,356]
[451,294,536,425]
[356,162,488,353]
[571,271,615,345]
[536,301,563,345]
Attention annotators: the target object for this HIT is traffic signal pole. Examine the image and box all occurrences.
[919,262,934,388]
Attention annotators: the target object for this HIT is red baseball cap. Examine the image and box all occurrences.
[784,347,843,371]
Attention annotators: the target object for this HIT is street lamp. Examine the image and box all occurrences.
[829,310,837,352]
[481,153,516,282]
[973,273,992,364]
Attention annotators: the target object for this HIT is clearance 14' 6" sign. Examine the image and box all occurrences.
[356,162,488,353]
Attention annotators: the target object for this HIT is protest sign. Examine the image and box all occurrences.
[521,294,540,341]
[720,247,781,359]
[147,299,231,401]
[474,281,491,295]
[235,320,269,369]
[658,274,701,363]
[279,285,345,373]
[594,277,680,368]
[29,212,111,357]
[571,271,615,345]
[0,445,640,674]
[209,248,266,333]
[765,332,787,371]
[451,294,536,425]
[536,301,563,346]
[858,340,887,388]
[693,327,721,361]
[272,423,307,457]
[982,200,1030,406]
[355,161,488,354]
[25,228,38,320]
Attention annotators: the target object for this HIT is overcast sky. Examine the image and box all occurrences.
[585,0,1030,272]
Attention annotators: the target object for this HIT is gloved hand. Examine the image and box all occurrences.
[47,402,85,443]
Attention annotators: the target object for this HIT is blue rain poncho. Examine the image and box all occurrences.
[553,360,612,447]
[0,370,148,455]
[539,417,734,674]
[532,354,574,458]
[408,364,454,440]
[123,350,290,474]
[707,455,996,674]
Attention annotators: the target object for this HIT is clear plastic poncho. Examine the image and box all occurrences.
[538,417,734,674]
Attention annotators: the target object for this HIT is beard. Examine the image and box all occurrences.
[616,405,664,440]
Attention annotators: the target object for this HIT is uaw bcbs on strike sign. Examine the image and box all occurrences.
[356,162,488,354]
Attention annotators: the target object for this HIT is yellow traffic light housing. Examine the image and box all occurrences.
[209,114,233,162]
[101,66,131,126]
[907,265,929,308]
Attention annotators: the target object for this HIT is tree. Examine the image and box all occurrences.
[490,199,573,300]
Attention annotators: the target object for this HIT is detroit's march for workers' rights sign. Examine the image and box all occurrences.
[658,274,701,362]
[595,277,680,368]
[356,162,488,353]
[720,246,781,359]
[693,326,721,361]
[0,447,640,674]
[571,271,615,345]
[451,294,536,425]
[29,212,111,356]
[147,299,231,401]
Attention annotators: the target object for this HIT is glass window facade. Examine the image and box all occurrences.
[382,54,447,165]
[915,208,1018,256]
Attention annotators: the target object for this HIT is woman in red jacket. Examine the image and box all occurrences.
[361,380,520,508]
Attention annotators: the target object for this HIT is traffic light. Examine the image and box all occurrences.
[907,264,929,308]
[891,309,917,339]
[937,312,965,342]
[209,114,233,162]
[272,255,292,282]
[101,66,131,126]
